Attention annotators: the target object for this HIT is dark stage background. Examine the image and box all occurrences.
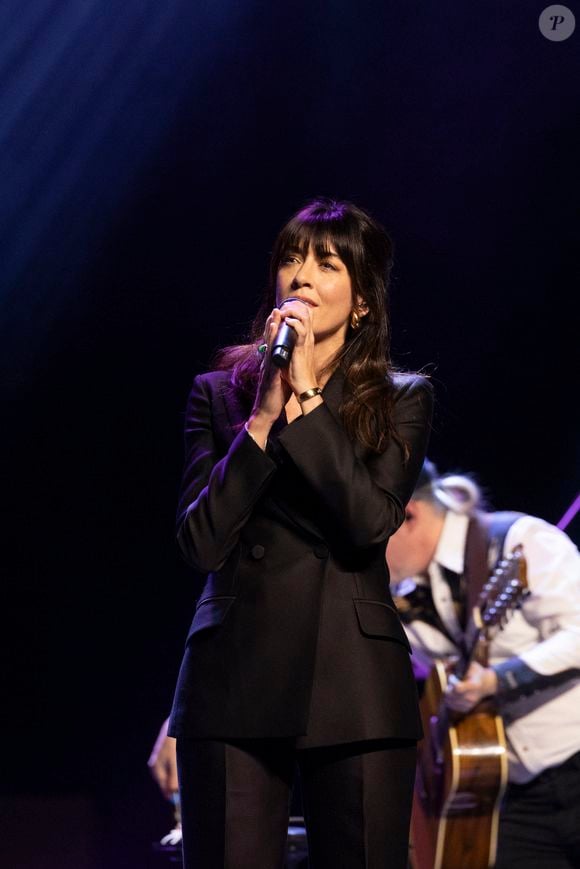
[1,2,579,866]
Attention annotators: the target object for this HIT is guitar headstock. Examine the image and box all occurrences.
[476,544,529,631]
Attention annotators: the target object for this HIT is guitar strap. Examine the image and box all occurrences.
[393,511,525,646]
[464,510,525,614]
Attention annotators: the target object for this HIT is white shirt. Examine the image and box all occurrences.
[397,510,580,783]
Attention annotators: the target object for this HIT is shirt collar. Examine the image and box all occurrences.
[433,510,469,575]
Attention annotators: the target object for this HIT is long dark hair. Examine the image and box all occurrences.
[216,197,406,455]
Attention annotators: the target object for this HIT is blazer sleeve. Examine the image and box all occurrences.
[276,375,434,548]
[176,374,277,573]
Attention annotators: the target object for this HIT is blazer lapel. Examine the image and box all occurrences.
[210,368,360,542]
[265,368,356,541]
[319,368,367,462]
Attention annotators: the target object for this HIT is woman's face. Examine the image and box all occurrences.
[276,243,359,345]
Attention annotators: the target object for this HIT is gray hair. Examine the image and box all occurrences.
[413,463,484,516]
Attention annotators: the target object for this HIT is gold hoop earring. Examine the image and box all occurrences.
[350,309,361,330]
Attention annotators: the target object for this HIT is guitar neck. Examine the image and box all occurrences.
[456,544,529,679]
[455,628,489,679]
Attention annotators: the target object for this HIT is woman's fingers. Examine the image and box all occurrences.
[281,316,306,337]
[277,304,313,350]
[263,310,283,352]
[279,300,312,327]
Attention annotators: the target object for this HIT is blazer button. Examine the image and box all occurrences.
[313,544,329,559]
[250,544,265,560]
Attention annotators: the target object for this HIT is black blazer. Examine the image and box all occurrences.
[168,368,433,746]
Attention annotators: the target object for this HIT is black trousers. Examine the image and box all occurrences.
[495,750,580,869]
[176,737,417,869]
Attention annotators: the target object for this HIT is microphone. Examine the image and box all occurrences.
[271,321,296,368]
[270,297,303,368]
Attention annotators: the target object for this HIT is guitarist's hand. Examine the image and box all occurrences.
[445,662,498,713]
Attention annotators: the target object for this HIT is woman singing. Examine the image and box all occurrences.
[168,197,434,868]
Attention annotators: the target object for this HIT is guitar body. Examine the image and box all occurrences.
[409,659,508,869]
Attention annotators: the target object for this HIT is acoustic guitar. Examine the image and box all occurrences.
[409,545,528,869]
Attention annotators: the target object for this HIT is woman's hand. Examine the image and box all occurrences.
[247,300,322,446]
[246,310,291,447]
[253,309,291,419]
[277,298,318,397]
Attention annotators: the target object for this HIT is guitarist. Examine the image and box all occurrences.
[387,459,580,869]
